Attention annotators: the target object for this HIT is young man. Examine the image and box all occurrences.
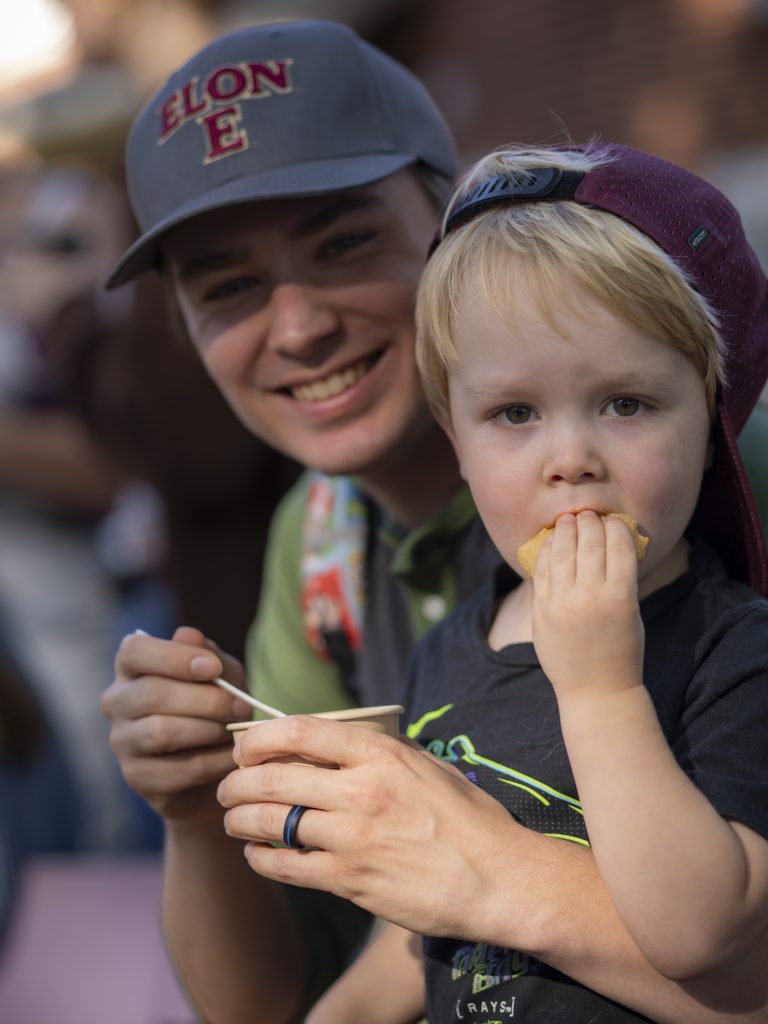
[102,19,768,1024]
[102,20,496,1022]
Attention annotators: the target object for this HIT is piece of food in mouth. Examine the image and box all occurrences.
[517,511,649,578]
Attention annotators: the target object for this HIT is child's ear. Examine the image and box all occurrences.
[443,423,467,480]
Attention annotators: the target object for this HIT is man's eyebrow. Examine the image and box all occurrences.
[288,192,383,239]
[175,245,251,282]
[173,193,383,281]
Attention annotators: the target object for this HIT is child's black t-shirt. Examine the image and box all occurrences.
[405,540,768,1023]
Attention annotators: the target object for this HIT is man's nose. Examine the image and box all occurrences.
[542,423,606,484]
[265,282,341,361]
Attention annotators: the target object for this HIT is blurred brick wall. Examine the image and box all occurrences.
[373,0,768,173]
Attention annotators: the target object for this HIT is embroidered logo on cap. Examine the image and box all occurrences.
[687,225,709,252]
[157,60,294,163]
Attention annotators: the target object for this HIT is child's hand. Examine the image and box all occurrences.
[531,510,645,700]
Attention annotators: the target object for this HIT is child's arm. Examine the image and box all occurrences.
[305,922,425,1024]
[532,510,768,980]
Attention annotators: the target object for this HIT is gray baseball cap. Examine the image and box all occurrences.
[106,19,457,288]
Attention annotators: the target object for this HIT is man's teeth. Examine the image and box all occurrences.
[292,361,368,402]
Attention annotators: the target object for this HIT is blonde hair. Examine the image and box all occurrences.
[415,145,725,427]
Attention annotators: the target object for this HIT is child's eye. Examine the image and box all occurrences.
[605,396,645,417]
[500,404,535,425]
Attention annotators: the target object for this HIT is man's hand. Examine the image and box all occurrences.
[101,625,253,822]
[217,713,554,947]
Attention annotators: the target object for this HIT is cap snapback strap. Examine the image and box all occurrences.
[431,168,586,255]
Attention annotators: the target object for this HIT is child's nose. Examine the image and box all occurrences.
[265,282,342,361]
[542,426,605,484]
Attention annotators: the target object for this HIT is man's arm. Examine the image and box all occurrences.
[104,624,335,1024]
[163,818,308,1024]
[102,624,297,1024]
[102,477,371,1022]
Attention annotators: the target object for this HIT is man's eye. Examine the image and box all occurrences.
[607,396,643,417]
[501,405,534,425]
[203,275,258,301]
[319,232,373,259]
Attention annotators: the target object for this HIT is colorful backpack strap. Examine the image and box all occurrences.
[300,473,367,679]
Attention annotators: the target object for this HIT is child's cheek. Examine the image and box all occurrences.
[467,481,530,568]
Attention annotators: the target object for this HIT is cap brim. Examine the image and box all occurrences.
[105,153,417,289]
[690,405,768,595]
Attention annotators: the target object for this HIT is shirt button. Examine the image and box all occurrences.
[421,595,447,622]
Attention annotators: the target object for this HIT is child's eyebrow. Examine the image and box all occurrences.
[460,379,520,403]
[460,368,682,402]
[589,369,680,396]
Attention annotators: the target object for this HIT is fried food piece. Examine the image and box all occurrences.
[517,511,649,578]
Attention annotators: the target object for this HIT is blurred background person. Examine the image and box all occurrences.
[0,150,300,859]
[0,160,169,852]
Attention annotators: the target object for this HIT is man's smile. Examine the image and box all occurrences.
[284,353,381,403]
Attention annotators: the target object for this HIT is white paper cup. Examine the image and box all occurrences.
[227,704,404,766]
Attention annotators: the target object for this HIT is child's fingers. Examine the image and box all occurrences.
[574,510,607,583]
[604,514,640,583]
[548,513,578,588]
[532,532,554,597]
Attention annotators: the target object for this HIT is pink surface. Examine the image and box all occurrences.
[0,855,196,1023]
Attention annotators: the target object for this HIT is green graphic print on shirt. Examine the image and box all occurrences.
[408,703,588,847]
[408,701,591,1020]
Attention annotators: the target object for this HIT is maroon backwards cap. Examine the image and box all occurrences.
[435,143,768,595]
